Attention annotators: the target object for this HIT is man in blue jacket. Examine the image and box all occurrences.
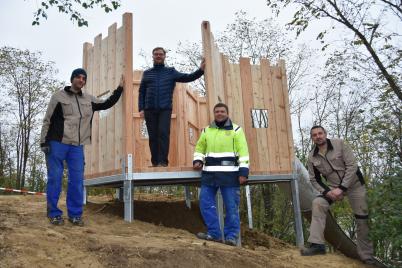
[139,47,205,167]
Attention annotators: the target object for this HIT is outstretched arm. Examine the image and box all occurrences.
[174,58,205,83]
[92,75,124,111]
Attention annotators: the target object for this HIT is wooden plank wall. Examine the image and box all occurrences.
[83,13,133,178]
[83,14,294,178]
[201,22,294,174]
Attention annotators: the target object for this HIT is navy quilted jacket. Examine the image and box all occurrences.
[138,64,204,111]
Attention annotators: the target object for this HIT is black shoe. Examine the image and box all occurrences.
[362,259,378,267]
[159,162,168,167]
[48,215,64,226]
[68,217,84,227]
[300,243,326,256]
[225,238,237,246]
[196,232,222,243]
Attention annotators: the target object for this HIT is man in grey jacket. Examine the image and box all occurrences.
[301,126,375,265]
[40,68,124,226]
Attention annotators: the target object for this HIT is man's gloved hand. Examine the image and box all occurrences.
[41,143,50,154]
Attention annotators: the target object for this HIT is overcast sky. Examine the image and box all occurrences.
[1,0,308,84]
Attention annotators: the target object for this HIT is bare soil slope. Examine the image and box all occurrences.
[0,195,370,268]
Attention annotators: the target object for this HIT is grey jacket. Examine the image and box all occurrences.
[307,138,365,195]
[40,86,123,147]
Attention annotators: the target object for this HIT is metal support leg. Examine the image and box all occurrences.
[216,189,225,242]
[237,200,242,247]
[184,186,191,209]
[245,185,253,229]
[83,186,87,205]
[124,154,134,222]
[291,174,304,248]
[115,187,123,201]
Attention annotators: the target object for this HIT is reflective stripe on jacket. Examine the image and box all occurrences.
[193,119,249,186]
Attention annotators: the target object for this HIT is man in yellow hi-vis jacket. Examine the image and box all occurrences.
[193,103,249,246]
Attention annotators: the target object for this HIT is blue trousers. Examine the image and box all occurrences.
[46,141,84,218]
[199,185,240,240]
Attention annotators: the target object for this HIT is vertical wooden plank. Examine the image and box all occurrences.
[251,65,269,172]
[201,21,214,122]
[82,42,91,70]
[272,66,290,172]
[133,71,144,168]
[114,26,124,169]
[176,83,188,167]
[106,23,117,171]
[260,59,278,173]
[239,57,258,172]
[199,99,208,128]
[91,34,102,175]
[168,83,179,167]
[278,60,294,172]
[201,21,225,120]
[87,46,94,176]
[82,42,93,177]
[228,63,245,128]
[98,37,108,173]
[122,13,134,159]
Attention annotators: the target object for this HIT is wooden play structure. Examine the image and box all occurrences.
[83,13,303,247]
[82,15,294,178]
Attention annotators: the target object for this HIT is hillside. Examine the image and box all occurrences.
[0,195,371,268]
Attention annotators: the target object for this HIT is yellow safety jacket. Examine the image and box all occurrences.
[193,119,249,186]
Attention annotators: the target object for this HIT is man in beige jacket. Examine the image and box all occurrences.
[41,68,124,226]
[301,125,375,265]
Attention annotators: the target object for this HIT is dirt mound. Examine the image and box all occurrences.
[0,195,370,268]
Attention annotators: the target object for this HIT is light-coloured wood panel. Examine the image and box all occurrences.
[106,23,117,171]
[83,43,93,176]
[239,57,259,172]
[260,59,278,171]
[114,26,124,171]
[251,65,270,172]
[91,34,101,174]
[278,60,295,171]
[122,13,134,159]
[98,36,108,173]
[201,21,225,121]
[272,66,290,172]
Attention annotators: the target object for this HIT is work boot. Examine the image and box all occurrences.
[300,243,326,256]
[68,217,84,227]
[48,215,64,226]
[362,258,380,267]
[225,237,237,246]
[196,232,222,243]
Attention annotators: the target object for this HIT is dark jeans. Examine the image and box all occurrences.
[144,109,172,166]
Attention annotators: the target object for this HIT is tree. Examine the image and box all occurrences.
[0,47,60,189]
[369,171,402,267]
[266,0,402,101]
[31,0,121,26]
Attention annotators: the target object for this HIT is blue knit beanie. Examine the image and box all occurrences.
[70,68,87,82]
